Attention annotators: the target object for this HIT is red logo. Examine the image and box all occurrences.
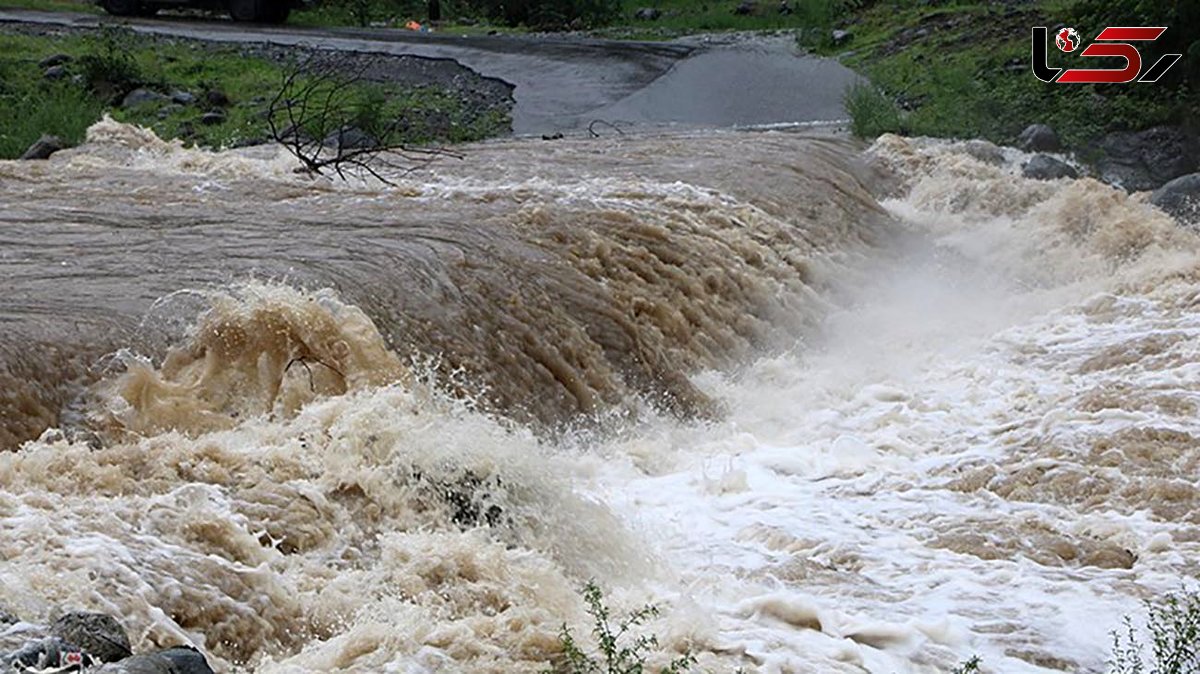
[1032,26,1182,84]
[1056,27,1080,52]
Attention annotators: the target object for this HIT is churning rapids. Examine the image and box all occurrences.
[1,119,1199,673]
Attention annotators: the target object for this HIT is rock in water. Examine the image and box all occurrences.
[1151,173,1200,227]
[1022,154,1078,181]
[49,612,132,664]
[1017,123,1060,152]
[20,135,65,161]
[159,646,216,674]
[0,607,16,626]
[93,647,216,674]
[1095,125,1200,191]
[960,139,1004,165]
[1,636,94,671]
[323,126,378,150]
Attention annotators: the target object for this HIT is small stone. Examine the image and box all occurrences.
[732,0,755,15]
[200,111,227,126]
[20,134,66,160]
[634,7,661,19]
[171,90,197,105]
[158,104,184,120]
[1150,173,1200,227]
[38,53,71,68]
[49,612,132,664]
[831,29,852,46]
[1017,123,1061,152]
[778,0,791,14]
[204,89,230,107]
[122,88,166,108]
[43,65,68,81]
[0,606,17,626]
[1022,154,1078,181]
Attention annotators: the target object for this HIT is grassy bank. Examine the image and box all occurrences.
[826,0,1198,148]
[0,28,509,159]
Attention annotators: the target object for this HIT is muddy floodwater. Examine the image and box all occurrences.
[1,121,1198,673]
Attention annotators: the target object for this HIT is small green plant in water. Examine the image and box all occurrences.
[843,80,902,139]
[1110,589,1200,674]
[544,580,696,674]
[951,655,982,674]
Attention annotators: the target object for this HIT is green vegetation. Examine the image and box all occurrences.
[950,655,982,674]
[545,580,696,674]
[830,0,1199,147]
[1110,589,1200,674]
[0,0,99,12]
[0,28,508,159]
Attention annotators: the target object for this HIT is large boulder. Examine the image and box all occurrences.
[1022,154,1078,181]
[1095,126,1200,191]
[1017,124,1060,152]
[49,612,132,664]
[20,135,65,160]
[93,647,215,674]
[1150,173,1200,227]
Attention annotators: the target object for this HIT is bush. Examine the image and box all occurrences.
[544,581,696,674]
[951,655,982,674]
[843,80,902,138]
[78,25,142,97]
[1110,589,1200,674]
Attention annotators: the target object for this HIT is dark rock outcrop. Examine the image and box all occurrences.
[1022,154,1078,181]
[20,135,66,161]
[1094,126,1200,192]
[1017,124,1060,152]
[49,612,132,664]
[1151,173,1200,227]
[634,7,661,20]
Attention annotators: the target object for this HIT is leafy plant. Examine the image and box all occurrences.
[544,581,696,674]
[951,655,982,674]
[78,25,142,96]
[1110,589,1200,674]
[843,80,902,138]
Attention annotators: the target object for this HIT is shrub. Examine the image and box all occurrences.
[78,25,142,96]
[1110,589,1200,674]
[544,580,696,674]
[843,80,902,138]
[951,655,982,674]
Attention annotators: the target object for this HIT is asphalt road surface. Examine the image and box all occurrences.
[0,8,859,135]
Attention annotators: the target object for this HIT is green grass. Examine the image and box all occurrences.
[0,28,509,159]
[830,1,1198,147]
[0,0,100,12]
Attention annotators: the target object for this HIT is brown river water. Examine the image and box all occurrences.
[0,119,1198,673]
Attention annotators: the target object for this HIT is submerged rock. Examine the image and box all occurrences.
[1151,173,1200,228]
[1022,154,1077,181]
[49,612,132,664]
[960,139,1005,165]
[94,647,215,674]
